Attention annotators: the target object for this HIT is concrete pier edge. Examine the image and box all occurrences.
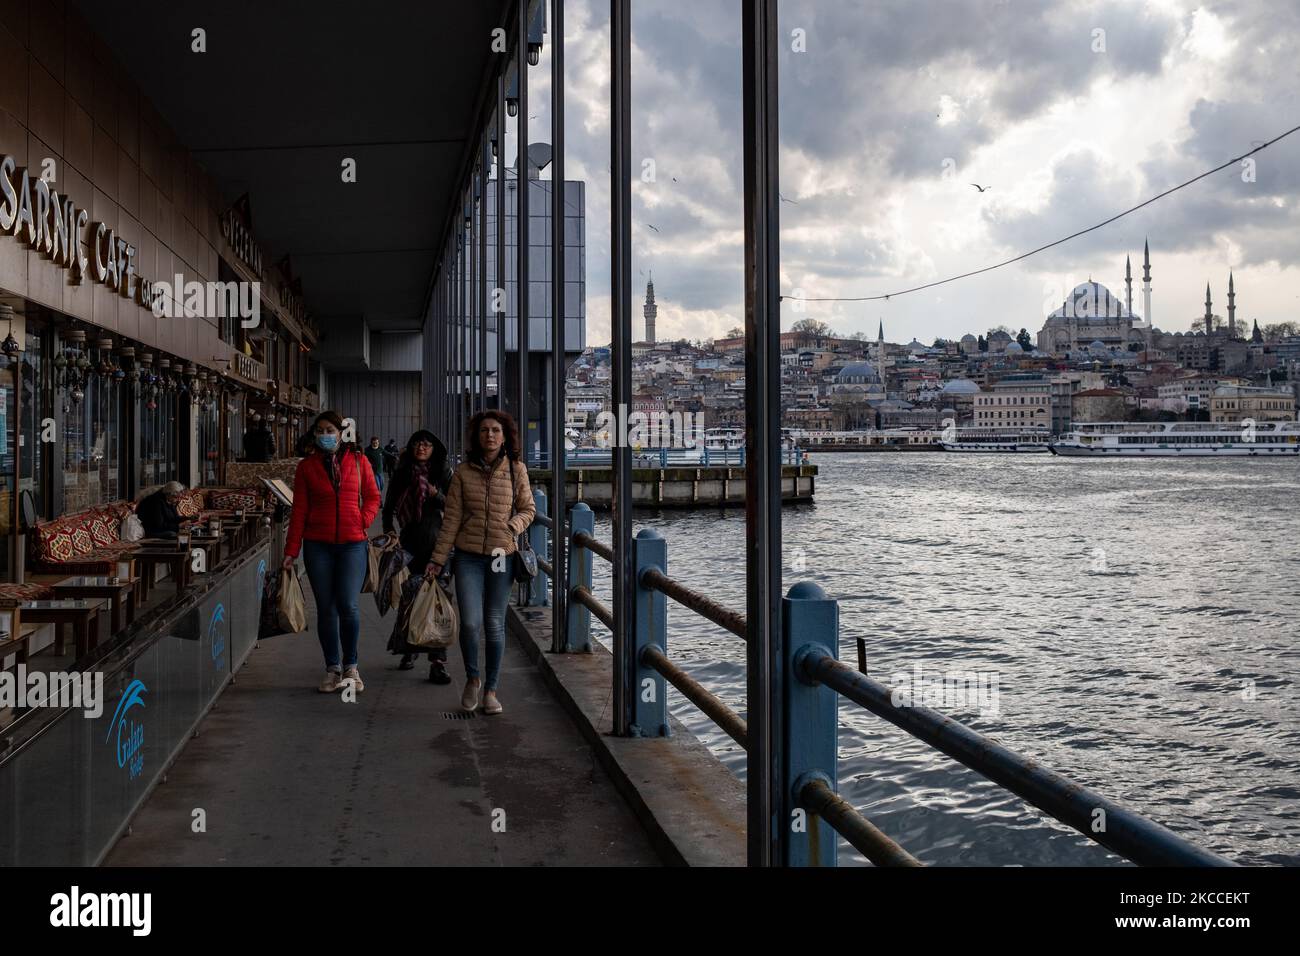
[507,605,746,866]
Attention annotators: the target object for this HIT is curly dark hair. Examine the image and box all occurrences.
[466,410,521,464]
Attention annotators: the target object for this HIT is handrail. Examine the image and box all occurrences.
[640,567,745,640]
[799,778,922,868]
[640,645,748,748]
[799,648,1236,867]
[537,556,554,578]
[533,513,554,530]
[534,501,1235,867]
[571,585,614,631]
[573,530,613,564]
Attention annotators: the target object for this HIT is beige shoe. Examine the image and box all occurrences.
[318,669,342,693]
[461,679,481,712]
[342,666,365,693]
[481,690,503,716]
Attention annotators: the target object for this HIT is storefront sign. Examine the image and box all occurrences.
[234,352,260,381]
[220,208,263,278]
[0,154,163,312]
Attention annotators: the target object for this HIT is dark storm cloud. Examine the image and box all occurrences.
[777,0,1178,179]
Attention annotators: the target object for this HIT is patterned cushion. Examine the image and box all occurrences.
[95,541,138,554]
[87,511,117,547]
[210,490,259,511]
[106,501,133,520]
[36,523,76,562]
[176,491,202,518]
[0,582,55,601]
[70,525,95,555]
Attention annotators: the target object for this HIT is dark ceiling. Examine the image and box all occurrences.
[72,0,514,333]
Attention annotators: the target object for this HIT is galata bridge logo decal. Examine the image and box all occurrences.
[105,679,146,780]
[209,602,226,670]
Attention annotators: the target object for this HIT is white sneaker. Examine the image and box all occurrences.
[481,690,503,716]
[342,666,365,693]
[319,669,342,693]
[461,679,481,712]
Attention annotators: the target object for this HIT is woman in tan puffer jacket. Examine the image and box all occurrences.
[430,410,535,715]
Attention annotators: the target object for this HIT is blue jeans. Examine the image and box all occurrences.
[453,551,513,691]
[302,540,368,670]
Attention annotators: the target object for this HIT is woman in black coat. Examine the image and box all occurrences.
[382,429,454,682]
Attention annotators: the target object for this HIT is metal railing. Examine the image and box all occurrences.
[526,446,808,469]
[520,493,1236,868]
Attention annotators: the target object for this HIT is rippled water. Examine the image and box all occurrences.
[584,453,1300,866]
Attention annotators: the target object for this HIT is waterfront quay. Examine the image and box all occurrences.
[526,462,817,507]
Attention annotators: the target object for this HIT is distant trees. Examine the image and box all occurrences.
[1263,321,1300,339]
[1016,328,1033,351]
[790,317,834,337]
[977,334,988,352]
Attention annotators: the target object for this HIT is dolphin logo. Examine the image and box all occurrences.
[106,679,147,743]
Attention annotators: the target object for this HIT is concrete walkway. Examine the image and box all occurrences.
[104,550,660,866]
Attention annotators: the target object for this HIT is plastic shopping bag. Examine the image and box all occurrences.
[362,536,384,593]
[260,567,307,638]
[405,577,458,649]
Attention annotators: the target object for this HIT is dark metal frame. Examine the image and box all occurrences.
[742,0,784,867]
[516,0,530,437]
[549,0,568,652]
[609,0,634,735]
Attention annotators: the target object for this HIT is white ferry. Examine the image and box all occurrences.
[938,428,1051,453]
[1050,421,1300,457]
[703,426,745,451]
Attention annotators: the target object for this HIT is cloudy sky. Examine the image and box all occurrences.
[518,0,1300,346]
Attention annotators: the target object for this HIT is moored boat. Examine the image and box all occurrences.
[1050,421,1300,457]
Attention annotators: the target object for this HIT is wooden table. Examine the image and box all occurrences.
[19,598,109,659]
[48,576,138,634]
[133,548,191,601]
[191,534,224,572]
[0,624,38,667]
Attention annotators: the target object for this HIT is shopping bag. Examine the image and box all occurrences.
[361,536,384,593]
[388,565,410,613]
[277,567,308,634]
[374,541,410,616]
[405,578,458,649]
[120,513,145,542]
[260,566,307,638]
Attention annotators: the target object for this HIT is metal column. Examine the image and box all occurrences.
[742,0,784,866]
[479,142,489,414]
[497,75,507,412]
[516,0,530,456]
[549,0,567,652]
[610,0,634,734]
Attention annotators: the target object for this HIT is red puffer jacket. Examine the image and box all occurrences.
[284,447,381,558]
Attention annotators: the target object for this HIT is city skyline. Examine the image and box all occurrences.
[519,0,1300,346]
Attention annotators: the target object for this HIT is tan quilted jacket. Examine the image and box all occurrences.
[431,455,536,566]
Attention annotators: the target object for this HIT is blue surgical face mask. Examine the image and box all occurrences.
[316,434,338,451]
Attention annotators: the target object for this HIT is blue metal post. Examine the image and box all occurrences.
[660,447,667,468]
[529,488,548,606]
[785,581,839,866]
[566,502,594,652]
[630,528,668,737]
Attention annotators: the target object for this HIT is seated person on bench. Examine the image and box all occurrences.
[137,481,186,539]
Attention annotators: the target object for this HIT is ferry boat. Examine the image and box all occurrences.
[703,426,745,451]
[938,427,1051,453]
[1050,421,1300,457]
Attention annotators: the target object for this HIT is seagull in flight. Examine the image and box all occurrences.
[779,192,799,204]
[644,223,660,233]
[970,183,991,193]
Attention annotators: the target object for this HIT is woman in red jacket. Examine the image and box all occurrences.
[282,410,381,693]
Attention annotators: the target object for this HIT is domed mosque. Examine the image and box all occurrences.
[1037,243,1154,355]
